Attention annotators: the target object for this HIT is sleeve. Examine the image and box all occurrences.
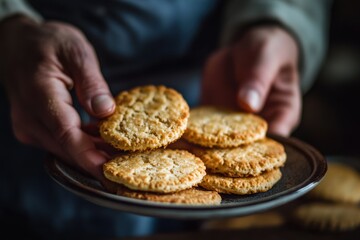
[220,0,333,93]
[0,0,42,23]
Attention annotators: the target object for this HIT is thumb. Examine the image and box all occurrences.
[60,36,115,118]
[232,44,279,113]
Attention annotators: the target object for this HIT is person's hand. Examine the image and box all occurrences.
[0,15,115,180]
[201,26,300,136]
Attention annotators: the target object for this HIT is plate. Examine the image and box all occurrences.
[44,135,327,220]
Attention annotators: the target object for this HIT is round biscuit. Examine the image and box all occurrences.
[201,211,284,230]
[100,85,189,151]
[103,149,206,193]
[308,162,360,204]
[292,203,360,231]
[183,106,267,148]
[116,186,221,205]
[199,168,282,195]
[191,138,286,177]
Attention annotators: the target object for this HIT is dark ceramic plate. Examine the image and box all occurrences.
[44,135,327,220]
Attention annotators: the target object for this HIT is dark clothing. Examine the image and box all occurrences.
[29,0,221,105]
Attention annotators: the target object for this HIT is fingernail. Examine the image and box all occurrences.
[238,88,261,111]
[91,94,115,116]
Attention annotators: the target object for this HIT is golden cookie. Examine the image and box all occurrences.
[201,211,284,230]
[292,203,360,231]
[103,149,206,193]
[199,168,281,195]
[308,162,360,204]
[191,138,286,177]
[116,186,221,205]
[100,85,189,151]
[183,106,267,148]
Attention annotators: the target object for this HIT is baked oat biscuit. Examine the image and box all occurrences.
[103,149,206,193]
[199,168,281,195]
[191,138,286,177]
[308,162,360,204]
[116,186,221,205]
[292,203,360,231]
[183,106,267,148]
[100,85,189,151]
[201,211,284,230]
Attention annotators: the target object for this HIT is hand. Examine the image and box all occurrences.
[201,26,301,136]
[0,15,115,180]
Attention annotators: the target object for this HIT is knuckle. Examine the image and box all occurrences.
[65,40,90,67]
[80,79,106,95]
[55,125,76,149]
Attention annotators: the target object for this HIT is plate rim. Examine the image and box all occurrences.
[44,134,327,218]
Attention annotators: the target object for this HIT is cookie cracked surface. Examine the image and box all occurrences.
[100,85,189,151]
[103,149,206,193]
[191,138,286,177]
[183,106,267,148]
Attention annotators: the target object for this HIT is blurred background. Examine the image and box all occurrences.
[292,0,360,157]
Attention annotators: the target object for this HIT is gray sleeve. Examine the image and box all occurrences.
[221,0,333,93]
[0,0,42,23]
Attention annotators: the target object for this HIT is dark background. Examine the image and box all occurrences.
[292,0,360,158]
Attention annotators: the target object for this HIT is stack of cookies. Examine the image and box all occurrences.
[182,106,287,195]
[99,85,221,205]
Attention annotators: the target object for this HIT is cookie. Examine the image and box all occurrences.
[103,149,206,193]
[100,85,189,151]
[116,185,221,205]
[191,138,286,177]
[201,211,284,230]
[199,168,281,195]
[292,203,360,231]
[183,106,267,148]
[308,162,360,204]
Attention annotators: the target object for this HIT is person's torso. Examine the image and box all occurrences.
[28,0,221,81]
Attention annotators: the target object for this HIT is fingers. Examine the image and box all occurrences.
[201,47,238,108]
[4,21,111,181]
[232,41,279,113]
[53,29,112,178]
[47,100,107,179]
[260,68,301,136]
[26,77,107,179]
[58,31,115,118]
[11,104,69,159]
